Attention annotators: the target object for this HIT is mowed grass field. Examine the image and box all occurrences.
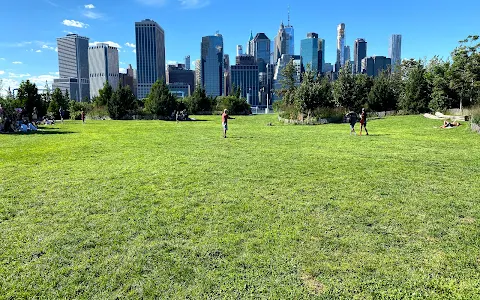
[1,114,480,299]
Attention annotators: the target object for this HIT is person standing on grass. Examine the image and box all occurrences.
[81,110,85,124]
[346,111,357,135]
[359,108,369,136]
[59,107,64,123]
[221,109,235,138]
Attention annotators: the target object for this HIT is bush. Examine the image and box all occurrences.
[69,101,92,120]
[471,106,480,125]
[88,106,110,120]
[215,96,251,115]
[314,107,346,123]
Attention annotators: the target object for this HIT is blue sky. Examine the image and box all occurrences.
[0,0,479,93]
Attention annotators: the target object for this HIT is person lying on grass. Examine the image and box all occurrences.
[221,109,235,138]
[440,120,461,128]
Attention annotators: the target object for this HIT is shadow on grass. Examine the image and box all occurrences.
[3,130,76,135]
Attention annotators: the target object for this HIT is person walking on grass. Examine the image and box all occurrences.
[59,107,64,123]
[359,108,369,136]
[346,111,357,135]
[221,109,235,138]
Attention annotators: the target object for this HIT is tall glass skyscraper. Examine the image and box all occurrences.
[135,19,165,100]
[274,23,288,64]
[201,34,224,97]
[252,33,271,65]
[389,34,402,71]
[354,38,367,74]
[336,23,346,68]
[300,32,321,73]
[53,34,90,101]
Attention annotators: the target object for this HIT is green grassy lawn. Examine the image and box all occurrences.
[1,115,479,299]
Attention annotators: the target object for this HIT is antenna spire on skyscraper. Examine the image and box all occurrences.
[287,5,290,26]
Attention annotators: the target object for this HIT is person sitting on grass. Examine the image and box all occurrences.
[441,120,461,128]
[221,109,235,138]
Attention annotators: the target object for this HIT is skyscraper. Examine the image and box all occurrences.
[195,59,202,87]
[185,55,191,70]
[223,54,230,96]
[389,34,402,71]
[135,19,165,99]
[126,64,137,97]
[336,23,346,69]
[284,11,294,55]
[53,33,90,101]
[231,63,259,106]
[167,63,195,95]
[273,55,303,101]
[274,22,288,64]
[344,45,351,63]
[300,32,321,73]
[88,43,119,98]
[201,33,224,97]
[252,33,271,65]
[361,56,391,77]
[354,38,367,74]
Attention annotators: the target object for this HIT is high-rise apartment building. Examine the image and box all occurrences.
[201,33,224,97]
[389,34,402,71]
[185,55,191,70]
[361,56,391,77]
[252,33,271,65]
[135,19,165,99]
[300,32,322,73]
[274,22,288,64]
[336,23,346,69]
[53,33,90,101]
[88,43,119,98]
[354,38,367,74]
[166,63,195,95]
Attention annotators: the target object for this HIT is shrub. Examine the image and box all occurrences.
[215,96,251,115]
[471,106,480,125]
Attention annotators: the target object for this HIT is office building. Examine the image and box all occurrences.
[201,33,224,97]
[361,56,391,77]
[336,23,346,69]
[237,45,243,56]
[274,22,288,64]
[88,43,119,98]
[135,19,165,99]
[354,38,367,74]
[167,63,195,95]
[185,55,191,70]
[125,64,137,97]
[231,64,259,106]
[389,34,402,71]
[168,83,190,98]
[252,33,271,65]
[119,73,134,93]
[224,54,230,96]
[195,59,202,88]
[344,45,351,63]
[236,55,255,66]
[300,32,322,73]
[53,33,90,101]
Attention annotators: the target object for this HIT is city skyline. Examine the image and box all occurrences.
[0,0,479,93]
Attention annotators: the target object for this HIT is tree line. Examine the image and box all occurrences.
[277,35,480,120]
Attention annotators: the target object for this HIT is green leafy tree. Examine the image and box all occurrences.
[145,80,177,117]
[64,89,70,102]
[48,88,65,118]
[294,70,333,118]
[333,62,356,110]
[96,81,113,107]
[368,71,396,112]
[183,85,212,114]
[17,80,42,121]
[426,57,454,112]
[216,95,250,115]
[353,74,373,111]
[449,35,480,109]
[278,58,297,105]
[399,59,431,113]
[108,85,137,119]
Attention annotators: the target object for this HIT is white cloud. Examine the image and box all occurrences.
[0,74,59,95]
[125,42,135,48]
[9,72,31,78]
[83,11,103,19]
[42,45,56,51]
[49,72,59,75]
[62,30,74,34]
[167,60,178,65]
[84,4,95,8]
[119,67,126,73]
[132,49,136,54]
[89,41,121,48]
[36,50,42,53]
[55,47,58,52]
[62,19,88,28]
[0,58,5,60]
[12,61,22,64]
[0,70,4,75]
[178,0,210,9]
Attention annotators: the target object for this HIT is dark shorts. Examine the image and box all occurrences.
[350,123,355,129]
